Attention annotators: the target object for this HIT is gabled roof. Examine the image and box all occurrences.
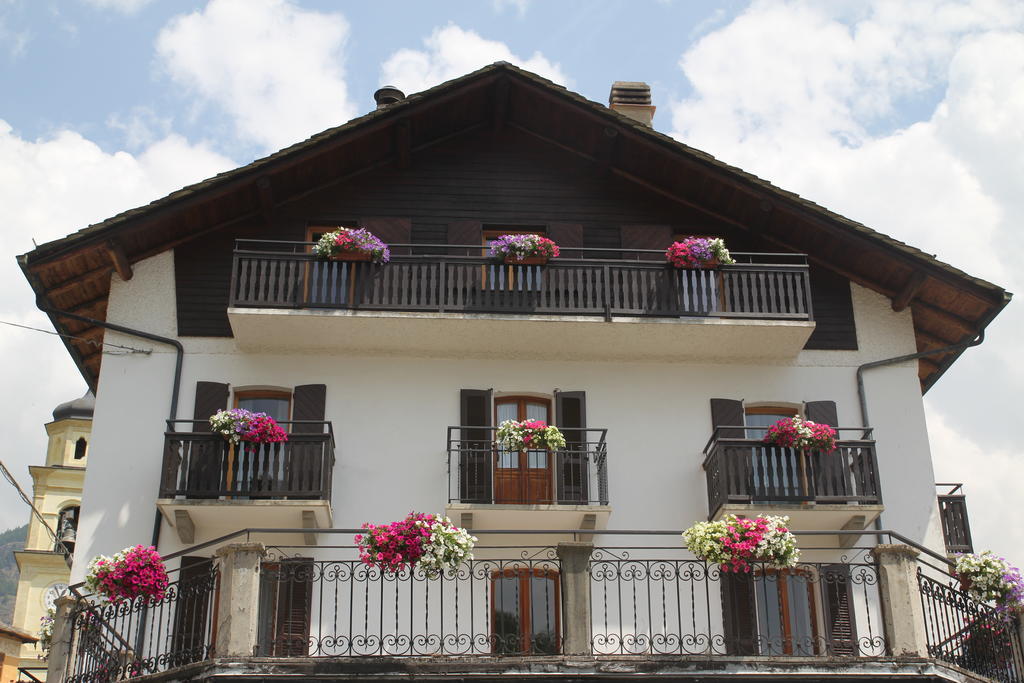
[18,62,1010,391]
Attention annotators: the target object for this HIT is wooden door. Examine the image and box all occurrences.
[491,568,560,654]
[494,397,552,504]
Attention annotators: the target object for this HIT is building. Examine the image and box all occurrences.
[17,64,1016,682]
[4,393,91,681]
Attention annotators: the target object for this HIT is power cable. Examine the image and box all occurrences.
[0,319,151,355]
[0,458,70,557]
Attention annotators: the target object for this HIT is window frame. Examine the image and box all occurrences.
[233,389,292,423]
[493,396,553,504]
[753,567,823,656]
[490,566,561,655]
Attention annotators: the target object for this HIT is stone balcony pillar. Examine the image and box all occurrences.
[874,543,929,657]
[557,541,594,656]
[214,542,267,657]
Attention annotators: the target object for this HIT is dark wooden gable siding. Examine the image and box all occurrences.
[175,126,855,346]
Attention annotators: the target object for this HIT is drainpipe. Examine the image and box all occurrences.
[856,332,985,535]
[35,302,183,549]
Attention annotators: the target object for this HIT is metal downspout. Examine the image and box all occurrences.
[856,331,985,534]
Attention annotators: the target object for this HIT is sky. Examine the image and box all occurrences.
[1,0,1022,566]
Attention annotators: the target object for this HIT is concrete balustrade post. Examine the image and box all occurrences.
[214,542,267,657]
[557,541,594,656]
[874,544,929,657]
[46,594,80,680]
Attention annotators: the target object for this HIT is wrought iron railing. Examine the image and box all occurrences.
[256,547,561,656]
[918,567,1024,682]
[936,483,974,554]
[159,420,335,500]
[590,549,887,656]
[230,241,813,321]
[446,426,608,505]
[703,427,881,517]
[65,560,219,682]
[16,667,46,682]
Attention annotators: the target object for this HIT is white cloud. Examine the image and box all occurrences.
[156,0,354,152]
[380,24,569,95]
[667,0,1024,558]
[492,0,529,17]
[0,120,234,530]
[80,0,153,13]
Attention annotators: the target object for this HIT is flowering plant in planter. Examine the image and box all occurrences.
[313,227,391,264]
[355,512,477,577]
[496,419,566,451]
[85,545,169,603]
[764,416,837,453]
[37,607,54,659]
[488,234,560,262]
[665,237,735,269]
[955,551,1024,615]
[209,409,288,446]
[682,514,799,573]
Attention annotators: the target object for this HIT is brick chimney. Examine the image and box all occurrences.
[609,81,655,127]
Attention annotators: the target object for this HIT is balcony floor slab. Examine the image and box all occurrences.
[712,503,884,541]
[157,498,332,544]
[228,307,814,361]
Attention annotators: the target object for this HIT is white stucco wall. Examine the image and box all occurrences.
[71,250,945,579]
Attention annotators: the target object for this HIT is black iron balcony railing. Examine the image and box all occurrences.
[446,426,608,505]
[702,426,881,517]
[159,420,335,500]
[936,483,974,554]
[230,241,813,321]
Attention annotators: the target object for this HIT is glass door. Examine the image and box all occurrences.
[495,397,553,504]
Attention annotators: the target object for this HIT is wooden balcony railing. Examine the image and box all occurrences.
[446,426,608,505]
[702,427,880,517]
[937,483,974,554]
[159,420,334,500]
[230,241,813,321]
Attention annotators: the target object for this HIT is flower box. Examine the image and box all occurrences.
[666,237,735,269]
[496,419,566,451]
[764,416,837,453]
[683,514,799,573]
[954,551,1024,615]
[209,408,288,445]
[85,545,169,603]
[489,234,560,262]
[355,512,476,577]
[313,227,391,264]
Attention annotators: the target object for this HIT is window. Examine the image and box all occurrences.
[494,397,552,504]
[235,390,291,423]
[743,404,799,439]
[73,437,87,460]
[55,505,79,556]
[492,568,560,654]
[258,559,313,656]
[753,569,820,655]
[745,405,801,500]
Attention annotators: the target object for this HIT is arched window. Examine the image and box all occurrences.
[73,437,87,460]
[55,505,80,556]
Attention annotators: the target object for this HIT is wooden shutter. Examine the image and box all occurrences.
[264,559,313,656]
[710,398,745,439]
[548,223,583,255]
[193,381,229,432]
[448,220,483,256]
[554,391,588,504]
[720,572,757,655]
[362,217,411,256]
[821,564,858,656]
[172,556,214,658]
[460,389,493,503]
[804,401,839,427]
[290,384,328,498]
[620,224,672,261]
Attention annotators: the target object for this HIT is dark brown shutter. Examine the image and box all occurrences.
[460,389,493,503]
[804,401,839,428]
[554,391,588,504]
[822,564,858,656]
[292,384,327,433]
[193,381,229,432]
[265,559,313,656]
[620,224,672,261]
[448,220,483,256]
[548,223,583,256]
[172,556,214,659]
[710,399,745,439]
[362,217,411,256]
[720,572,757,655]
[291,384,328,498]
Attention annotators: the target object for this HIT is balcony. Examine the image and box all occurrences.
[702,427,883,536]
[157,420,335,543]
[445,426,610,531]
[227,242,815,360]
